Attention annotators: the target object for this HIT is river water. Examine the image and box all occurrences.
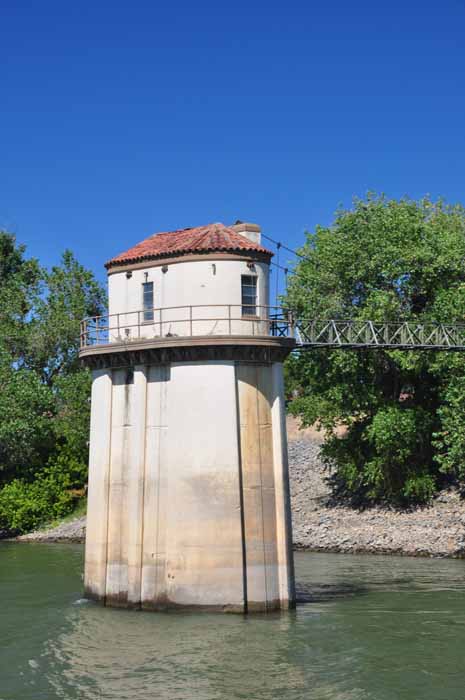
[1,544,465,700]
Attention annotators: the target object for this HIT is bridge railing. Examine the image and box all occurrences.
[80,310,465,351]
[80,305,294,348]
[295,319,465,350]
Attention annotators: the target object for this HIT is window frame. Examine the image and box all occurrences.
[241,274,258,317]
[142,281,154,322]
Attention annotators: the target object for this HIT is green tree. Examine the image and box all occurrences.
[26,250,106,382]
[0,363,55,482]
[0,233,106,532]
[285,195,465,503]
[0,232,41,362]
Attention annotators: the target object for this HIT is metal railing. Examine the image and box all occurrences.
[295,319,465,350]
[80,305,294,348]
[80,308,465,351]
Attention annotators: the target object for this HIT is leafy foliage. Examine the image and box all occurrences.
[0,233,41,360]
[27,250,104,382]
[0,232,106,532]
[285,195,465,503]
[0,366,55,482]
[0,465,78,533]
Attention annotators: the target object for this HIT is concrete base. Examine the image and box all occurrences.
[84,360,295,612]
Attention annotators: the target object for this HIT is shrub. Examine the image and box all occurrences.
[0,462,82,534]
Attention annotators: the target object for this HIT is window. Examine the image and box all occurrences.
[142,281,154,322]
[241,275,257,316]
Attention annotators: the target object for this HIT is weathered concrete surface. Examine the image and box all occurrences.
[83,360,295,611]
[271,364,295,607]
[140,364,169,608]
[83,369,112,600]
[237,363,280,611]
[159,361,244,609]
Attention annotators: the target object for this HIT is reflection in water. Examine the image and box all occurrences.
[3,546,465,700]
[46,605,309,699]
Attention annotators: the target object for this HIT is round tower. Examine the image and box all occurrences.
[80,221,296,612]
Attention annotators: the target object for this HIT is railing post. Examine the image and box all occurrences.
[289,310,295,338]
[117,313,120,340]
[160,308,163,337]
[137,311,141,338]
[228,305,232,335]
[190,306,193,336]
[96,316,99,345]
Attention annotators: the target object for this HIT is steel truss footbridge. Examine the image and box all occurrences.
[283,318,465,351]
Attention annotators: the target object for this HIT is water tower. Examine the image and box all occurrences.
[80,222,296,612]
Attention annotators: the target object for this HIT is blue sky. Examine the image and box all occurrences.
[1,0,465,287]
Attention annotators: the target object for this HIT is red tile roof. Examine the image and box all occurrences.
[105,222,272,268]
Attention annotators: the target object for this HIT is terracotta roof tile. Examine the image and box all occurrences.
[105,222,272,268]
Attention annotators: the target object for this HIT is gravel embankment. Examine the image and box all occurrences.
[15,516,86,543]
[14,423,465,557]
[289,438,465,557]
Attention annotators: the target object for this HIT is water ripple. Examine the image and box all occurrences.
[3,545,465,699]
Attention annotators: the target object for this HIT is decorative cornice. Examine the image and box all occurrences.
[106,250,271,275]
[79,335,295,369]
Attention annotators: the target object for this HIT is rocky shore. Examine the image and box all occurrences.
[15,515,86,544]
[289,437,465,558]
[15,418,465,557]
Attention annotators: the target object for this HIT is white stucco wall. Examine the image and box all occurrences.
[106,258,271,340]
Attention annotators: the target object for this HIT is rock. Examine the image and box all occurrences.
[15,516,86,544]
[288,425,465,559]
